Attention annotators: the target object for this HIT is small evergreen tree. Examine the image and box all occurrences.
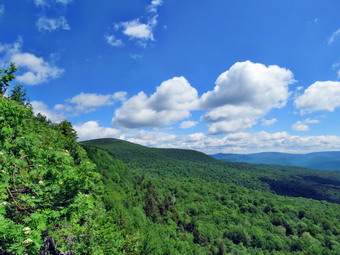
[0,63,17,95]
[9,84,30,107]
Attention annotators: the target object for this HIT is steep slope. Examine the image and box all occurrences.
[82,138,340,204]
[0,98,126,254]
[83,144,340,254]
[212,151,340,171]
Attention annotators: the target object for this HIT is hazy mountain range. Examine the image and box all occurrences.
[212,151,340,171]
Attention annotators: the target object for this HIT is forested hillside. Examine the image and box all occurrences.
[83,144,340,254]
[82,138,340,204]
[212,152,340,171]
[0,65,127,254]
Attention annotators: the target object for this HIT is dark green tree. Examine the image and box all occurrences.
[9,84,30,107]
[54,120,78,141]
[0,62,17,95]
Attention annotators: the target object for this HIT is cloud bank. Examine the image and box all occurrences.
[112,61,294,134]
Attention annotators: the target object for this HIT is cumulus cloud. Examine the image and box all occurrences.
[74,121,122,141]
[121,20,154,41]
[0,39,64,85]
[55,91,127,115]
[200,61,294,109]
[295,81,340,113]
[112,76,198,128]
[105,34,124,47]
[201,105,263,134]
[36,16,70,32]
[107,0,163,47]
[292,118,320,132]
[207,119,257,134]
[202,105,263,123]
[261,118,277,126]
[68,92,126,107]
[328,29,340,45]
[200,61,295,134]
[292,121,310,131]
[180,120,197,129]
[31,101,65,123]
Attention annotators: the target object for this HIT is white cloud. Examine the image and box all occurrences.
[122,20,154,41]
[56,0,72,4]
[55,92,127,115]
[0,39,64,85]
[292,121,310,131]
[31,101,65,123]
[149,0,163,12]
[207,119,257,134]
[292,118,320,132]
[328,29,340,45]
[304,118,319,124]
[74,121,122,141]
[105,34,124,47]
[295,81,340,113]
[12,53,64,85]
[68,92,126,107]
[201,105,263,134]
[200,61,295,134]
[202,105,263,123]
[34,0,72,7]
[261,118,277,126]
[36,16,70,32]
[112,76,198,128]
[200,61,294,109]
[120,130,340,154]
[108,0,163,47]
[127,129,176,148]
[180,120,197,129]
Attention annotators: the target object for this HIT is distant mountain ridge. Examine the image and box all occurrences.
[212,151,340,171]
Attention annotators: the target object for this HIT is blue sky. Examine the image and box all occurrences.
[1,0,340,153]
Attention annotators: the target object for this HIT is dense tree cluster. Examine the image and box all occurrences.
[84,145,340,254]
[83,138,340,203]
[0,64,126,254]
